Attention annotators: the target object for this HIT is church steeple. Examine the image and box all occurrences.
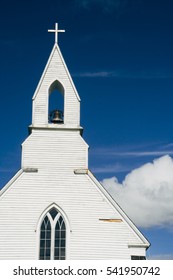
[0,23,150,260]
[31,23,81,130]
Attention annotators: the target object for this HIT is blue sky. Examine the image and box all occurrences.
[0,0,173,259]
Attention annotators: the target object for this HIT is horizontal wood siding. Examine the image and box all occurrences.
[129,247,146,257]
[0,129,145,259]
[32,47,80,127]
[0,170,143,259]
[22,129,88,170]
[0,42,148,260]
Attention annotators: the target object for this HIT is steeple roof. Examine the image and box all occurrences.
[32,43,80,101]
[32,23,81,127]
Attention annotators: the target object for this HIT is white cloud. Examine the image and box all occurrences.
[162,143,173,148]
[73,71,117,77]
[71,71,113,78]
[121,151,173,156]
[73,70,173,79]
[101,155,173,228]
[75,0,128,13]
[92,149,173,157]
[91,163,131,173]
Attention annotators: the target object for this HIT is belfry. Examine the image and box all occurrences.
[0,23,149,260]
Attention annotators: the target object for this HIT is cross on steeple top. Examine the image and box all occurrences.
[48,23,65,44]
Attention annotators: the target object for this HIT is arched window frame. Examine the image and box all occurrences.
[47,80,66,125]
[36,204,70,260]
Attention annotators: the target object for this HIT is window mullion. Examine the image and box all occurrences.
[39,208,66,260]
[51,221,55,260]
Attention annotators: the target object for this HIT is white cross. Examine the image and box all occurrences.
[48,23,65,44]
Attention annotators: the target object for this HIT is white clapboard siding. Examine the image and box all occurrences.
[32,45,80,127]
[0,39,149,260]
[0,168,146,259]
[22,129,88,170]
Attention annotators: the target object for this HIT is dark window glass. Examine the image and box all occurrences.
[55,239,59,247]
[61,239,65,247]
[40,231,45,239]
[40,249,44,257]
[60,248,65,257]
[49,208,58,219]
[46,230,51,239]
[55,230,60,239]
[61,221,65,230]
[46,240,51,248]
[140,256,146,260]
[55,248,59,256]
[39,215,51,260]
[44,216,48,223]
[61,230,66,238]
[39,210,66,260]
[54,215,66,260]
[40,240,45,248]
[59,216,63,225]
[131,256,146,260]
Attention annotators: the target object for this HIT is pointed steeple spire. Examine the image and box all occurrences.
[31,23,81,130]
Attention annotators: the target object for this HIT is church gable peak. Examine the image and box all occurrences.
[32,24,80,128]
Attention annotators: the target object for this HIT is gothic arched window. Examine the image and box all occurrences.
[48,80,64,124]
[39,207,66,260]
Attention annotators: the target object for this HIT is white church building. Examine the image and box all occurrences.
[0,24,149,260]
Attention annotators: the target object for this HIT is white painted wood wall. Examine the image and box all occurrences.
[0,42,149,259]
[32,45,80,127]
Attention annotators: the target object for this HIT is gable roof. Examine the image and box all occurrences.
[0,168,38,197]
[0,167,150,248]
[0,169,23,197]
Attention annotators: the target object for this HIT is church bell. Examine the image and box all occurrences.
[49,109,63,123]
